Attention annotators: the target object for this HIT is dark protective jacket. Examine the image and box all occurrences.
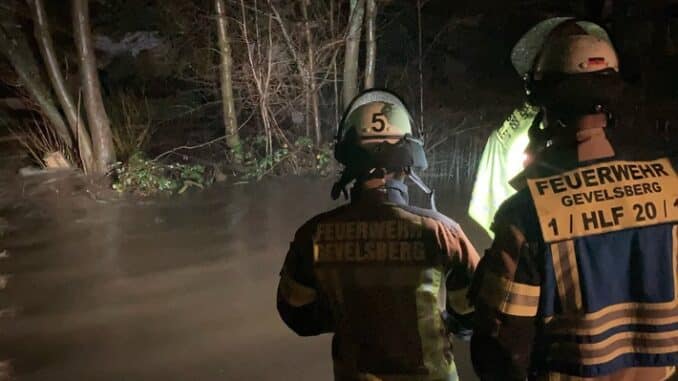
[277,178,480,381]
[470,157,678,381]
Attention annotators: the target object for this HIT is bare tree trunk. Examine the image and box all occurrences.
[330,0,339,129]
[28,0,95,174]
[0,25,73,148]
[364,0,376,89]
[301,0,321,145]
[215,0,242,161]
[72,0,116,173]
[417,0,425,137]
[342,0,365,109]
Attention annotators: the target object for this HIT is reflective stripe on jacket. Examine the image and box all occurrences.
[278,179,479,381]
[470,158,678,380]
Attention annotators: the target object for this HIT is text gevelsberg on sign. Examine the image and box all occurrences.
[527,158,678,243]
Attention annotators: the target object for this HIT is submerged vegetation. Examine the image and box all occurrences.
[112,153,209,196]
[112,136,334,196]
[241,136,334,180]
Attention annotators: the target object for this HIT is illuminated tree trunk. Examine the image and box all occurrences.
[342,0,365,109]
[72,0,116,173]
[28,0,95,174]
[364,0,376,89]
[215,0,242,160]
[301,0,321,145]
[0,25,73,148]
[330,0,339,128]
[417,0,425,135]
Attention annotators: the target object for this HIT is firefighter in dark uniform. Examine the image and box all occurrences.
[277,90,480,381]
[470,21,678,380]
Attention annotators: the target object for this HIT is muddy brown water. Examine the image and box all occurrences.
[0,167,490,381]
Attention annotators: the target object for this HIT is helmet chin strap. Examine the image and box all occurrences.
[331,169,354,200]
[406,168,437,212]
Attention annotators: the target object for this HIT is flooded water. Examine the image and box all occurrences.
[0,161,490,380]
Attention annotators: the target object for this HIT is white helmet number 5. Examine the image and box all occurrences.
[372,113,387,132]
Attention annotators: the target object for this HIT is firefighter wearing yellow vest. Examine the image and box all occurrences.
[277,89,480,381]
[469,20,678,381]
